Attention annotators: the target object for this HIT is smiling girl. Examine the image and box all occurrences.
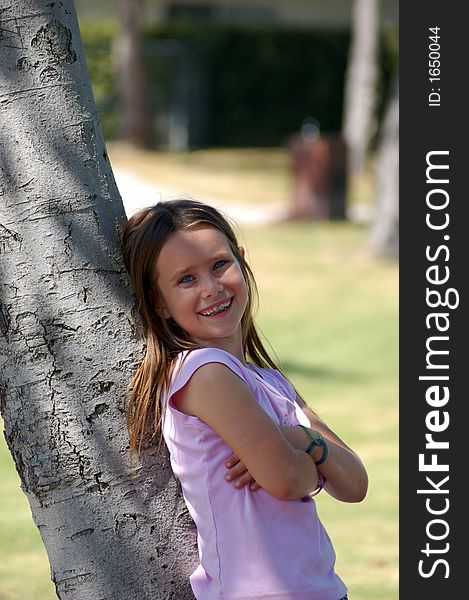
[122,199,367,600]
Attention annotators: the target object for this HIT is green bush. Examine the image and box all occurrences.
[79,20,119,139]
[79,20,398,147]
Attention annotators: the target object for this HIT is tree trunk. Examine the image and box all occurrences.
[0,2,197,598]
[114,0,151,147]
[369,71,399,258]
[342,0,379,178]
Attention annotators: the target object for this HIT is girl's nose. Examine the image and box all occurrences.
[201,275,223,298]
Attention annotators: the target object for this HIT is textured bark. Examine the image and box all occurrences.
[342,0,379,177]
[0,1,197,598]
[369,71,399,258]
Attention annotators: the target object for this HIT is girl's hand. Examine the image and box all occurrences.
[225,453,261,491]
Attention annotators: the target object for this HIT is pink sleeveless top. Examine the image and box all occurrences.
[162,347,347,600]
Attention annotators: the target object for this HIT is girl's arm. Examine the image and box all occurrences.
[288,393,369,503]
[172,362,320,501]
[227,394,368,503]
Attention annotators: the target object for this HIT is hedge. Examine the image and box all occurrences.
[79,20,398,148]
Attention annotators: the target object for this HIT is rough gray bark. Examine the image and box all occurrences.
[342,0,379,177]
[0,1,197,598]
[369,71,399,258]
[114,0,150,147]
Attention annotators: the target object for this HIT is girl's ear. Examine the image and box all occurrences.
[156,304,171,319]
[153,289,171,319]
[238,246,245,259]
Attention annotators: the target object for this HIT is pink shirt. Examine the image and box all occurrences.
[162,347,347,600]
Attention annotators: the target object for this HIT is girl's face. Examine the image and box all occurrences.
[155,225,249,360]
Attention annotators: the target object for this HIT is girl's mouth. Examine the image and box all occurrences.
[199,298,233,317]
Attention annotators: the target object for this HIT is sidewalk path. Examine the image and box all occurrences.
[114,169,289,224]
[114,169,372,224]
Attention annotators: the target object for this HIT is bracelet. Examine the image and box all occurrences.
[315,438,328,465]
[300,426,329,466]
[302,473,327,500]
[310,472,327,497]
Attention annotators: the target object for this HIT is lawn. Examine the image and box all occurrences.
[106,141,376,209]
[0,148,397,600]
[107,142,293,208]
[243,222,398,599]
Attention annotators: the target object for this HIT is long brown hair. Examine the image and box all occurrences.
[121,199,278,459]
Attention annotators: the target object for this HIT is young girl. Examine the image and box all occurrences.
[122,199,368,600]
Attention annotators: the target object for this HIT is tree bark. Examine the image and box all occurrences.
[342,0,379,178]
[369,71,399,258]
[0,2,197,598]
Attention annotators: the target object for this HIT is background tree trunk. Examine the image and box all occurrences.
[342,0,379,178]
[114,0,151,147]
[369,71,399,258]
[0,1,197,598]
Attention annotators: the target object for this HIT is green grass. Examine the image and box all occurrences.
[106,141,376,208]
[242,222,398,599]
[107,141,292,207]
[0,435,56,600]
[0,151,397,600]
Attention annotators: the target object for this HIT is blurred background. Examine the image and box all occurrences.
[0,1,398,599]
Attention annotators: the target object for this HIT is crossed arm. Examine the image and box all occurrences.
[289,393,368,502]
[228,395,368,502]
[173,362,367,503]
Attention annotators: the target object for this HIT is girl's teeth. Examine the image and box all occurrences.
[202,301,230,316]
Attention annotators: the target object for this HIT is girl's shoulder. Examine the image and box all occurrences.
[166,348,250,418]
[178,346,244,368]
[172,347,248,389]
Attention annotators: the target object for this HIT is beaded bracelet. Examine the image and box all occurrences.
[300,426,329,466]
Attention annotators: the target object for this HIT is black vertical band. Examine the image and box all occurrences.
[400,3,465,596]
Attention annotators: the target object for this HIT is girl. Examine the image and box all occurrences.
[122,199,368,600]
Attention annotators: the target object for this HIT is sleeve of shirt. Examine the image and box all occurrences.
[269,369,297,401]
[268,369,310,427]
[169,347,248,405]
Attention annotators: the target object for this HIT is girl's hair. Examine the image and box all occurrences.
[121,198,278,459]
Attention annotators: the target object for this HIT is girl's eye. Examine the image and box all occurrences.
[213,260,228,270]
[178,274,194,284]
